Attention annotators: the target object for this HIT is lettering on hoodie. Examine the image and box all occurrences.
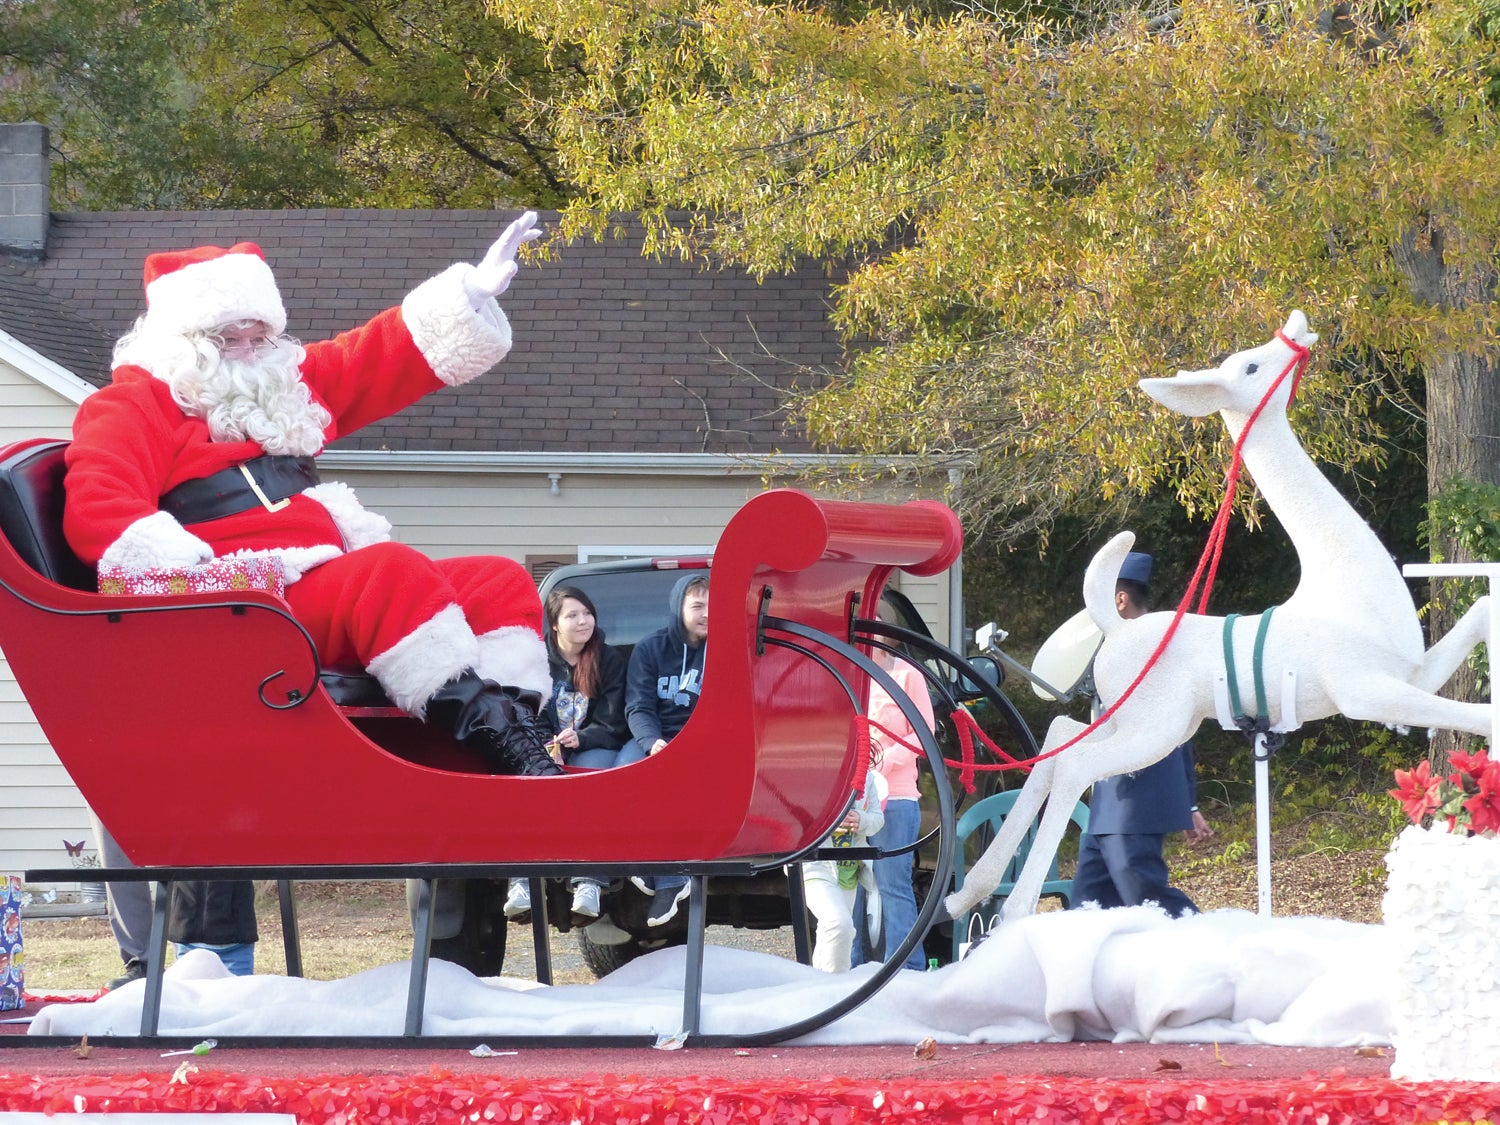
[658,667,704,706]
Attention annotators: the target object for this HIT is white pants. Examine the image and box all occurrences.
[802,861,863,973]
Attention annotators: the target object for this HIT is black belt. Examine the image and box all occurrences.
[159,455,320,524]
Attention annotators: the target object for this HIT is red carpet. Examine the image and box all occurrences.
[5,998,1500,1125]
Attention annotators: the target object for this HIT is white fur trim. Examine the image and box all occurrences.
[366,604,479,716]
[475,625,551,700]
[303,481,392,551]
[99,511,214,569]
[144,253,286,338]
[401,263,512,387]
[223,545,342,586]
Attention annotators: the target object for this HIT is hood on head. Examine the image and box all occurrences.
[666,572,707,647]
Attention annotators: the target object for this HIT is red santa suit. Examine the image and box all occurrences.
[64,240,549,715]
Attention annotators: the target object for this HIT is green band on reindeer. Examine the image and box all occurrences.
[1223,607,1278,733]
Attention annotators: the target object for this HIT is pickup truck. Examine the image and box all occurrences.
[426,553,1027,977]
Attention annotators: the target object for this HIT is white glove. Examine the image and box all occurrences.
[98,510,214,570]
[461,211,542,309]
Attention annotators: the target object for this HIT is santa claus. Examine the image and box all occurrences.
[63,212,565,777]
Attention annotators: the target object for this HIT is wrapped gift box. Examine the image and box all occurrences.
[1,874,21,1011]
[98,557,286,600]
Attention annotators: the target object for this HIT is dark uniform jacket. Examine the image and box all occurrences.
[1086,742,1197,835]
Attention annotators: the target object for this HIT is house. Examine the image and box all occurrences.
[0,123,962,877]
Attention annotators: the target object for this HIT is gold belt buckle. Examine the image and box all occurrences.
[240,464,291,514]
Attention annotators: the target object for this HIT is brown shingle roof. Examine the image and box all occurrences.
[0,257,115,382]
[6,210,848,455]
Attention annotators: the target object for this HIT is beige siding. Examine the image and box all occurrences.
[0,648,95,878]
[334,470,759,558]
[0,360,79,444]
[889,576,949,646]
[0,361,93,879]
[334,467,954,641]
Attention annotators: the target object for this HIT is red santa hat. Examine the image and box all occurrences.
[141,242,288,339]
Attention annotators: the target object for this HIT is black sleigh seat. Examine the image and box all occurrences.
[0,439,393,709]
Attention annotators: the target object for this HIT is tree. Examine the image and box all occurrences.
[0,0,577,208]
[497,0,1500,762]
[496,0,1498,539]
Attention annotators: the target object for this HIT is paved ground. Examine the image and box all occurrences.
[1,993,1394,1082]
[0,1041,1394,1083]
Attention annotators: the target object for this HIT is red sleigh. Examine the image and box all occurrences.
[0,436,993,1045]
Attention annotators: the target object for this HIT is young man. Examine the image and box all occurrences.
[622,573,709,925]
[62,214,562,777]
[1069,551,1213,916]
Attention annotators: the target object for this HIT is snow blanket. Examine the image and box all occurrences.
[30,907,1392,1046]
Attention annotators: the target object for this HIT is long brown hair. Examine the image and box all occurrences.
[545,585,604,698]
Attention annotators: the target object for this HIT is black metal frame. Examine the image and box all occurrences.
[854,616,1041,767]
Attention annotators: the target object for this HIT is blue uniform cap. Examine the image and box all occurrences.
[1118,551,1153,587]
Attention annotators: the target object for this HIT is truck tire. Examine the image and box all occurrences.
[423,879,508,977]
[577,925,677,978]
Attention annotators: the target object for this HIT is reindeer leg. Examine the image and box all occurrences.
[999,765,1094,923]
[1333,676,1493,738]
[1414,595,1490,694]
[943,719,1085,921]
[995,719,1194,922]
[943,754,1056,921]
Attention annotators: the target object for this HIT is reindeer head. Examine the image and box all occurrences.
[1138,311,1317,419]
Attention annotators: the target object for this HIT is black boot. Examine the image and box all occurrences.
[425,670,564,777]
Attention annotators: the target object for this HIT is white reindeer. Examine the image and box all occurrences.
[948,310,1491,923]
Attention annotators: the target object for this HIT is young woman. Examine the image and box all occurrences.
[505,585,630,923]
[540,585,630,766]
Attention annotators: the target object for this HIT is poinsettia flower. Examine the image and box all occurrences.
[1448,748,1492,785]
[1389,760,1442,824]
[1462,760,1500,836]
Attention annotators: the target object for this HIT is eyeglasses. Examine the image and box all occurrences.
[209,323,278,361]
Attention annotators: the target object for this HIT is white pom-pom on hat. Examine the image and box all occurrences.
[141,242,287,338]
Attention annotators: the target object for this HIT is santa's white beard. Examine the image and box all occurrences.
[117,326,332,456]
[175,348,332,456]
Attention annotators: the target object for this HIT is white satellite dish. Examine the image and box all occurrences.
[1030,608,1104,701]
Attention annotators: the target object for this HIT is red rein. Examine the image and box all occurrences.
[942,332,1311,788]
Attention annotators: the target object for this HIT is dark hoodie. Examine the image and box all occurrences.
[624,573,707,745]
[166,880,258,946]
[542,626,630,752]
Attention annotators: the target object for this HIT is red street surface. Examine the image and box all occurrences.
[0,1034,1393,1083]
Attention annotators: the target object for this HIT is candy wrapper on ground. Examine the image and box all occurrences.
[1,874,22,1010]
[98,557,286,600]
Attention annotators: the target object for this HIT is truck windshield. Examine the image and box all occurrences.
[543,566,707,648]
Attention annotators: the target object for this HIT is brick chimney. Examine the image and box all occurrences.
[0,123,50,260]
